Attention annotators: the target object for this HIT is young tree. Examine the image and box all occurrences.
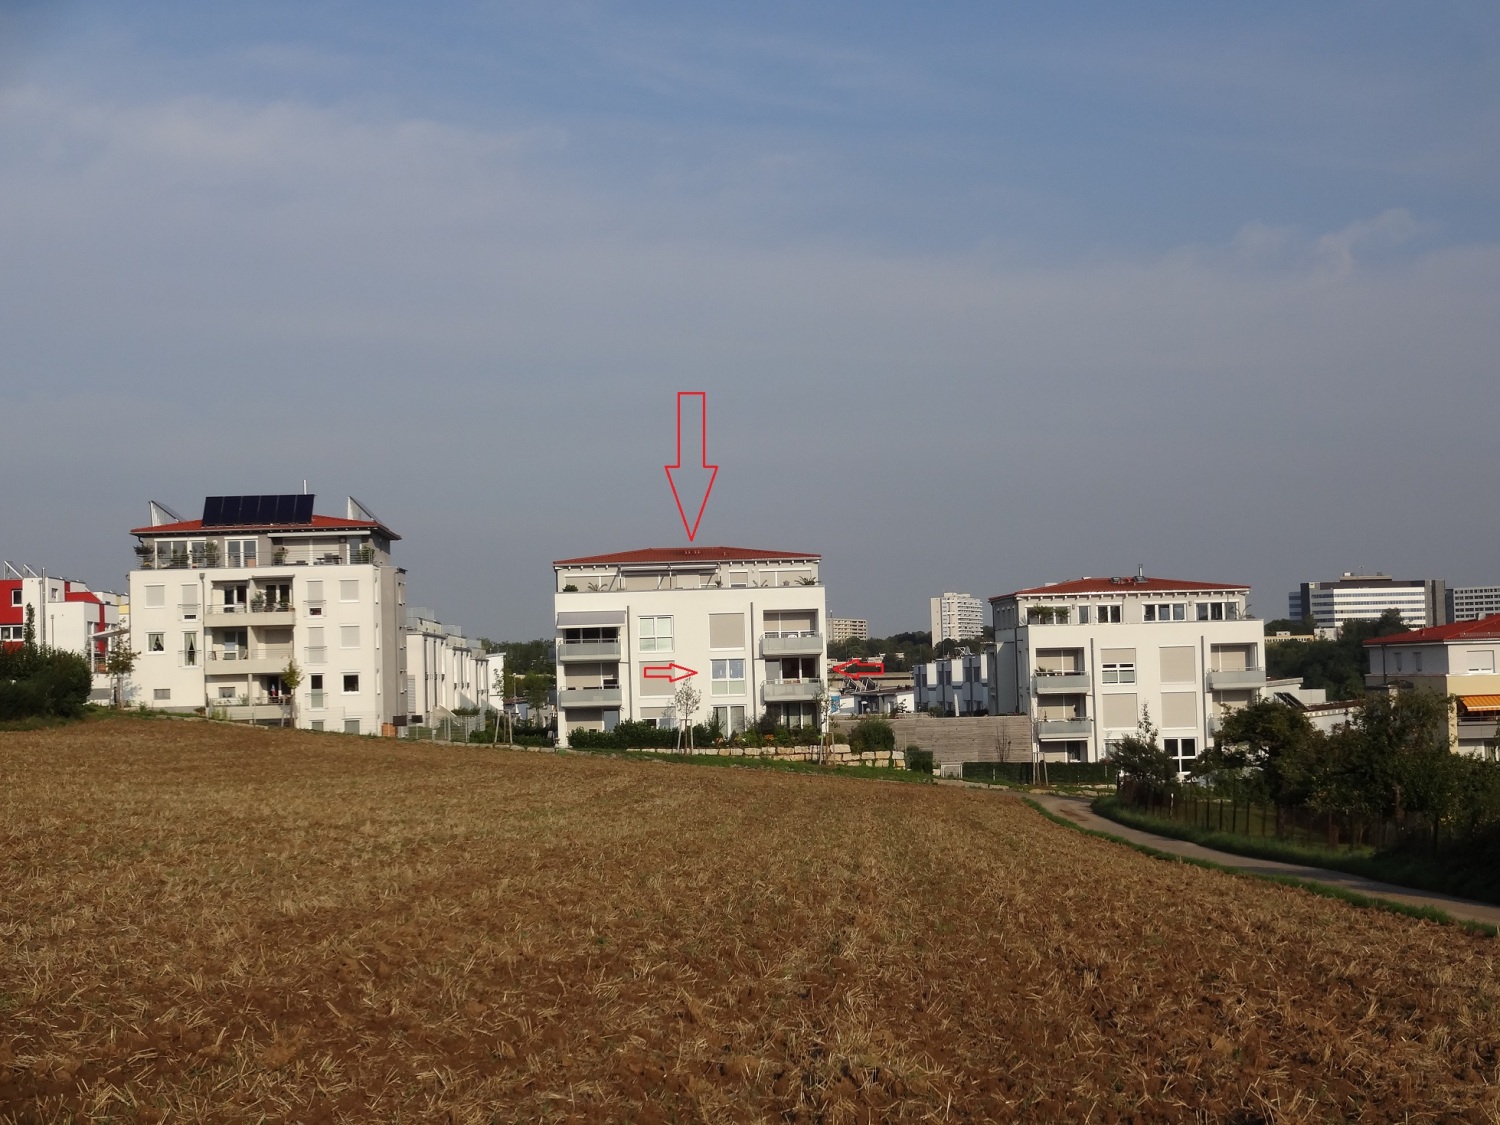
[279,659,304,727]
[1107,706,1176,793]
[104,637,138,710]
[673,680,702,753]
[23,604,35,650]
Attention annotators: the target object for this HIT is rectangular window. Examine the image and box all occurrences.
[728,570,748,588]
[217,686,236,699]
[712,705,747,734]
[153,688,171,701]
[1097,604,1121,624]
[340,624,360,648]
[343,674,360,693]
[1100,693,1137,729]
[145,585,166,608]
[344,718,361,735]
[1077,606,1090,624]
[639,616,673,653]
[180,584,199,620]
[1144,604,1157,622]
[1210,602,1224,620]
[711,658,746,696]
[306,580,324,615]
[1196,603,1209,621]
[226,539,258,567]
[147,632,165,653]
[1173,603,1186,621]
[310,674,323,690]
[1102,662,1135,684]
[1164,737,1197,770]
[339,580,358,602]
[1469,650,1496,673]
[0,626,20,641]
[310,720,324,732]
[182,632,198,667]
[9,590,19,606]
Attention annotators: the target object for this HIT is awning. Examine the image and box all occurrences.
[1459,694,1500,713]
[556,610,627,627]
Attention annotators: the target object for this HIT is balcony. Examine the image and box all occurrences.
[1034,672,1091,694]
[761,633,824,658]
[1035,717,1092,739]
[206,646,294,673]
[206,602,294,626]
[764,679,823,702]
[557,640,622,662]
[559,686,622,708]
[1208,669,1267,691]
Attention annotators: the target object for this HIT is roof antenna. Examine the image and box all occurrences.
[1136,563,1145,583]
[302,480,308,494]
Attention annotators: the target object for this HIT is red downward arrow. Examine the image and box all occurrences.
[643,662,698,683]
[665,391,718,542]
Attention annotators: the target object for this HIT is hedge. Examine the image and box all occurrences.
[0,646,93,721]
[963,760,1118,785]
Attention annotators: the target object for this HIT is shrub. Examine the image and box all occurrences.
[0,646,92,720]
[904,745,934,774]
[849,716,896,754]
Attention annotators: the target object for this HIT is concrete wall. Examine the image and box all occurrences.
[834,714,1032,767]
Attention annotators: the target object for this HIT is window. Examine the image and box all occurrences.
[1097,604,1121,624]
[340,624,360,648]
[1469,651,1496,673]
[306,580,324,615]
[226,539,258,567]
[180,584,199,620]
[343,674,360,693]
[728,570,748,588]
[1144,603,1186,622]
[1414,651,1424,673]
[344,718,361,735]
[0,626,21,641]
[217,686,236,699]
[182,632,197,667]
[709,613,746,648]
[310,721,324,732]
[145,585,166,608]
[309,673,325,710]
[1077,606,1090,624]
[639,616,673,653]
[1164,737,1197,772]
[147,632,165,653]
[711,658,745,696]
[712,705,747,734]
[9,589,19,606]
[1102,662,1135,684]
[153,688,171,701]
[339,579,358,602]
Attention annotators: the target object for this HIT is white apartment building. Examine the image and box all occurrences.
[828,617,869,643]
[931,592,984,643]
[2,565,122,700]
[127,494,407,733]
[914,652,990,716]
[404,608,489,724]
[1290,574,1446,634]
[552,546,827,747]
[990,575,1265,769]
[1365,616,1500,758]
[1449,587,1500,623]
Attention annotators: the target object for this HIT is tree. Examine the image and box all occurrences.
[104,638,138,710]
[1211,699,1321,807]
[280,659,303,728]
[672,680,702,753]
[1107,707,1176,793]
[23,605,35,650]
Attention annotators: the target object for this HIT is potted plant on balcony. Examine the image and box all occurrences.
[272,546,288,565]
[203,541,221,567]
[133,543,154,569]
[168,545,189,569]
[355,545,374,564]
[250,593,266,612]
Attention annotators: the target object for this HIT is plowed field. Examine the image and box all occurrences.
[3,719,1500,1123]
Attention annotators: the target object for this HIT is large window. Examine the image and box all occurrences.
[0,626,21,641]
[712,705,747,734]
[1144,603,1186,622]
[181,632,197,667]
[711,658,745,696]
[225,539,258,567]
[638,616,673,653]
[1096,604,1121,623]
[1164,737,1197,773]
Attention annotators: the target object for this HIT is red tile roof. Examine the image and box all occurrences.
[554,546,820,567]
[131,515,400,540]
[994,576,1250,600]
[1363,615,1500,646]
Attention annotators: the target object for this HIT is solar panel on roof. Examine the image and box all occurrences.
[201,494,316,527]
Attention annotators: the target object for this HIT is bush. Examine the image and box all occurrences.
[849,716,896,754]
[904,745,934,774]
[963,761,1119,785]
[0,646,92,720]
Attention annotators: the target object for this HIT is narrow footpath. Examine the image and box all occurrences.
[1015,789,1500,929]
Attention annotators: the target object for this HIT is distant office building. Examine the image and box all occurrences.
[1449,587,1500,623]
[930,592,984,643]
[828,617,869,643]
[1289,574,1446,633]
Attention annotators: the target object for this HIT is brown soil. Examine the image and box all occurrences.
[2,718,1499,1123]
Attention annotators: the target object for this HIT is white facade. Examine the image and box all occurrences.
[552,547,828,746]
[914,652,990,716]
[1365,617,1500,758]
[2,568,122,701]
[930,592,984,643]
[1450,587,1500,623]
[404,608,486,723]
[1291,574,1442,633]
[991,576,1264,768]
[127,495,407,733]
[828,617,869,643]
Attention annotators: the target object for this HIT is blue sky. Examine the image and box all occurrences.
[2,2,1498,635]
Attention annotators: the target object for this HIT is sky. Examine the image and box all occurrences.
[2,1,1498,637]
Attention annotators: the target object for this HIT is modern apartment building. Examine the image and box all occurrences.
[914,652,990,716]
[0,565,119,663]
[991,575,1264,768]
[127,494,407,733]
[404,607,492,724]
[930,592,984,643]
[828,617,869,643]
[1365,617,1500,757]
[1290,574,1447,633]
[1448,587,1500,623]
[552,546,827,747]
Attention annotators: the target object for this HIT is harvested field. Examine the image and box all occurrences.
[3,720,1500,1123]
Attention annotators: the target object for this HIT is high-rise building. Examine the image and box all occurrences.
[1289,574,1447,633]
[828,617,869,643]
[552,546,827,746]
[1448,587,1500,623]
[930,592,984,643]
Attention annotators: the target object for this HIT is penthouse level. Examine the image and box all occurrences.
[552,547,827,745]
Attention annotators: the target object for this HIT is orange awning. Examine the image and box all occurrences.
[1459,694,1500,713]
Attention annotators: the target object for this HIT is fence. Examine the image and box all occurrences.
[1116,780,1436,852]
[964,761,1118,786]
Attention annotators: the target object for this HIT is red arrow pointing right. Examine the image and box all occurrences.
[643,662,698,683]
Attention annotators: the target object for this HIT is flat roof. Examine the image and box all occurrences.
[554,546,820,567]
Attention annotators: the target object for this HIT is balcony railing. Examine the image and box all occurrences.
[763,678,823,702]
[1207,668,1267,690]
[1035,717,1092,739]
[761,633,824,658]
[208,646,294,663]
[559,686,623,707]
[1033,671,1091,694]
[557,640,622,661]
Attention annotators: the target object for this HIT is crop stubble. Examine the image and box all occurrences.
[2,719,1499,1123]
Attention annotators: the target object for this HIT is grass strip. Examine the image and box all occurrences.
[1023,797,1497,938]
[1092,794,1500,910]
